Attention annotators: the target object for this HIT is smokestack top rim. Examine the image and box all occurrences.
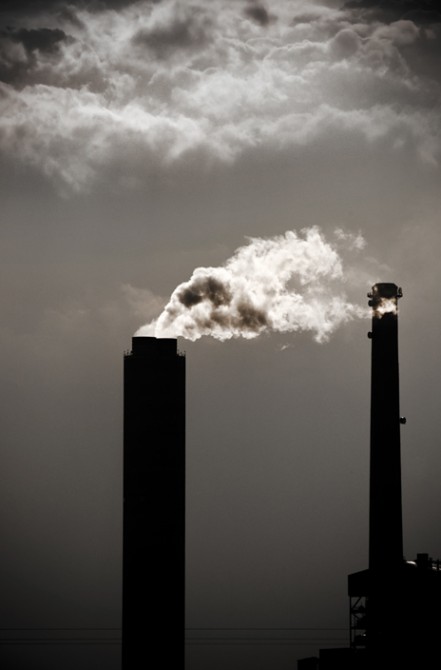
[128,336,179,357]
[368,283,403,299]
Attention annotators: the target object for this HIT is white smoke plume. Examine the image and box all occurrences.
[136,227,368,343]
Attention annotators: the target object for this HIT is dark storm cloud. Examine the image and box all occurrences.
[0,27,67,85]
[244,4,272,26]
[344,0,441,23]
[7,27,66,53]
[132,7,210,56]
[0,0,142,13]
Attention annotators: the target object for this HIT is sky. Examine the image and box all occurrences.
[0,0,440,667]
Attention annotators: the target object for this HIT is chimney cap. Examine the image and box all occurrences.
[130,336,178,357]
[367,283,403,299]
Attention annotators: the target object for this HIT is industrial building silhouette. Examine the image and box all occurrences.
[122,337,185,670]
[300,284,441,669]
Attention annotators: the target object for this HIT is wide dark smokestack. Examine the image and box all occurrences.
[122,337,185,670]
[368,283,403,572]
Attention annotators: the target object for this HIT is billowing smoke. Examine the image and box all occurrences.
[136,227,368,342]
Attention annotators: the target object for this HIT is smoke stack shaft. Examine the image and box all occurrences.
[368,283,403,572]
[122,337,186,669]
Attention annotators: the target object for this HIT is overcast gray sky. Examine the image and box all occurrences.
[0,0,440,667]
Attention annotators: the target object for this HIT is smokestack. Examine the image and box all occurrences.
[345,285,441,668]
[348,284,406,660]
[122,337,185,670]
[368,283,404,572]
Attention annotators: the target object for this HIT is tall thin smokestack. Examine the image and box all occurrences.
[368,283,403,572]
[122,337,185,670]
[345,285,441,668]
